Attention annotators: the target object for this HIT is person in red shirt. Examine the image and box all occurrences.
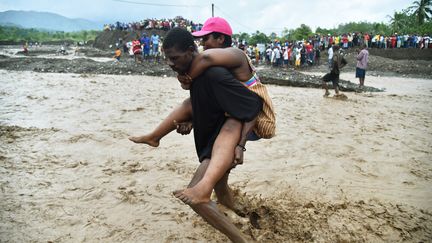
[364,33,370,48]
[287,45,293,66]
[305,42,314,64]
[342,34,348,49]
[391,35,397,48]
[132,39,142,63]
[23,42,29,55]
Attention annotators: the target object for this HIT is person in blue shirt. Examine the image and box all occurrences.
[151,33,159,58]
[140,33,151,61]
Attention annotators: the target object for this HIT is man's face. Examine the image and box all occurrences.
[201,34,222,50]
[164,46,193,74]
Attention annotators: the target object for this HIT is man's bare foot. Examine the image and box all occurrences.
[128,134,159,147]
[334,93,348,100]
[323,91,330,97]
[173,186,211,205]
[216,204,250,226]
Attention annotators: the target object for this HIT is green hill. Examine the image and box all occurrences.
[0,10,102,32]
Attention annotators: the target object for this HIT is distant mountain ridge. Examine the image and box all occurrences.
[0,10,102,32]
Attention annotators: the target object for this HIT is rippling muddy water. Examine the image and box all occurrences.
[1,70,431,242]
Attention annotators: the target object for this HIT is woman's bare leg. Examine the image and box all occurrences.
[129,98,192,147]
[174,118,241,205]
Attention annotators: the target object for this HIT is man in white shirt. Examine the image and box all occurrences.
[274,46,281,67]
[327,43,333,70]
[265,46,272,65]
[424,35,430,49]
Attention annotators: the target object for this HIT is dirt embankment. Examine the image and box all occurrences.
[94,29,168,49]
[0,54,175,77]
[369,48,432,61]
[0,52,381,92]
[315,48,432,78]
[1,43,431,92]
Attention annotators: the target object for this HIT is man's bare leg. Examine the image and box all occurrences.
[186,142,237,211]
[184,125,238,211]
[188,162,238,214]
[183,159,249,243]
[214,172,236,211]
[359,77,365,87]
[334,85,340,95]
[174,118,241,205]
[192,201,249,243]
[322,81,330,96]
[129,98,192,147]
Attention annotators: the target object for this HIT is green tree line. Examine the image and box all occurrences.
[0,25,101,43]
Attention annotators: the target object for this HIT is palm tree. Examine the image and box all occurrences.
[387,11,407,32]
[409,0,432,25]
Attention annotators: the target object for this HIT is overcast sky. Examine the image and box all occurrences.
[1,0,412,35]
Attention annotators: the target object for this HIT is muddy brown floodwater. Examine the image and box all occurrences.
[1,69,431,242]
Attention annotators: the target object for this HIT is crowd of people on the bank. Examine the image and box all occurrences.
[111,26,431,70]
[315,33,431,49]
[112,32,165,63]
[235,39,323,69]
[235,32,431,69]
[103,16,203,33]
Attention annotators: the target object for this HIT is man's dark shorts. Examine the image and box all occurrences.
[355,67,366,78]
[247,131,261,141]
[322,72,339,87]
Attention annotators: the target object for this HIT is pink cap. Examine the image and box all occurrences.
[192,17,232,37]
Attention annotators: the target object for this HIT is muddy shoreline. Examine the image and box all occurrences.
[2,45,431,93]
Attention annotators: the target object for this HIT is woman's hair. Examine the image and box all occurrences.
[210,32,232,47]
[163,27,196,52]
